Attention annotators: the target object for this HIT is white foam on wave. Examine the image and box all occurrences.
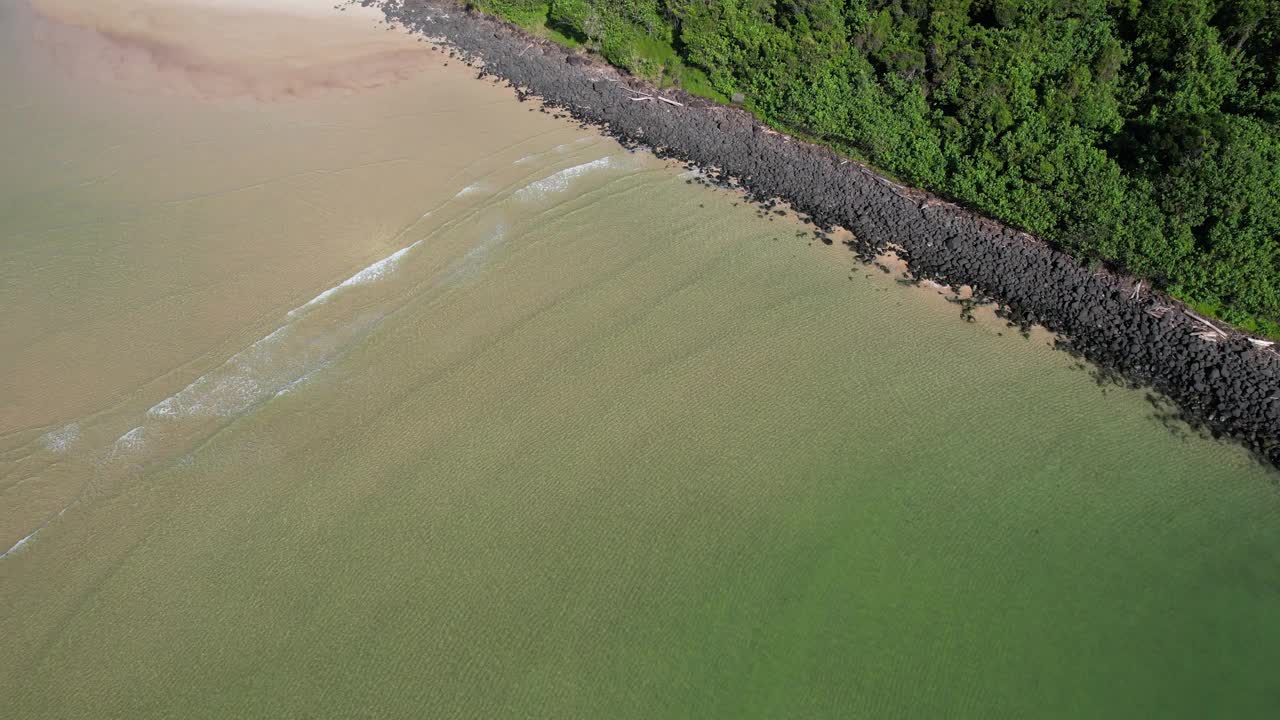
[144,299,395,425]
[148,396,177,417]
[146,326,287,418]
[553,138,593,151]
[1,528,39,560]
[146,328,288,419]
[453,182,484,199]
[273,362,328,398]
[515,138,593,166]
[111,426,146,454]
[466,223,507,261]
[144,231,428,425]
[40,422,80,452]
[513,157,616,202]
[289,240,422,317]
[1,498,81,561]
[439,223,507,287]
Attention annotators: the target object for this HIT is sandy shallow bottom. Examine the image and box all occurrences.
[1,0,597,541]
[2,2,1279,718]
[25,0,429,99]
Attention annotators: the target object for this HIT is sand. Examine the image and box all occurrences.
[0,0,599,545]
[25,0,433,99]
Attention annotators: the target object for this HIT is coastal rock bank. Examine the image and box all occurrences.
[370,0,1280,467]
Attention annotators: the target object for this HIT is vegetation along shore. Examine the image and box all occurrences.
[367,0,1280,466]
[448,0,1280,340]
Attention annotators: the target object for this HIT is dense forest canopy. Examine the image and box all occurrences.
[469,0,1280,334]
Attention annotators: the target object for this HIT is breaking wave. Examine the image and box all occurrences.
[40,423,80,453]
[289,240,422,317]
[513,157,617,202]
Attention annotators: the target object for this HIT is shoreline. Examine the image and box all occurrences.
[370,0,1280,467]
[21,0,434,101]
[0,0,609,551]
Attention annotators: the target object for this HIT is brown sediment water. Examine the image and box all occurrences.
[2,2,1279,718]
[1,0,601,542]
[26,0,434,99]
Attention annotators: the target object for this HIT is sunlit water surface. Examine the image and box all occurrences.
[2,1,1278,717]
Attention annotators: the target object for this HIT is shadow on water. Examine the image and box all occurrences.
[1056,346,1280,474]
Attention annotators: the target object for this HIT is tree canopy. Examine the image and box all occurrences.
[472,0,1280,335]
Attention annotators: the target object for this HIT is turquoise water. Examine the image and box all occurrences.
[2,1,1279,717]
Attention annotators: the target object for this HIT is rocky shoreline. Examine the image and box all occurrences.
[369,0,1280,467]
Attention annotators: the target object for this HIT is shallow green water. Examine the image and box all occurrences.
[2,2,1279,718]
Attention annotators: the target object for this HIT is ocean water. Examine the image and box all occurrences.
[2,2,1278,717]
